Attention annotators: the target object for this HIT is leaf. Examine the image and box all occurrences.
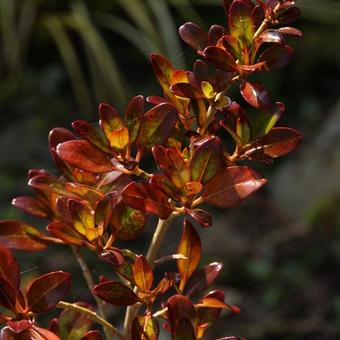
[0,220,46,251]
[72,120,111,153]
[198,297,240,313]
[65,183,104,205]
[258,44,294,71]
[228,0,254,50]
[277,6,301,24]
[191,136,224,184]
[187,209,212,228]
[94,192,117,230]
[82,330,103,340]
[0,277,17,312]
[131,315,159,340]
[31,327,61,339]
[125,95,145,145]
[107,127,130,152]
[246,127,302,159]
[185,262,223,298]
[137,103,178,153]
[167,295,196,340]
[26,271,71,313]
[0,246,20,289]
[99,103,124,138]
[177,220,202,292]
[47,222,86,246]
[92,281,140,306]
[203,46,238,72]
[240,82,271,109]
[122,182,174,219]
[7,320,32,333]
[57,140,114,173]
[12,196,51,219]
[133,256,153,292]
[67,199,94,238]
[202,167,266,208]
[111,203,146,241]
[170,83,204,100]
[179,22,208,51]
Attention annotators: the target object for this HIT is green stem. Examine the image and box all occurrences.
[56,301,125,340]
[71,246,111,340]
[123,213,177,337]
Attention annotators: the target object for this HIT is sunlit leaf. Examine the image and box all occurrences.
[47,222,86,246]
[26,271,71,313]
[92,281,141,306]
[187,209,212,228]
[133,256,153,292]
[240,82,271,109]
[57,140,114,173]
[12,196,52,219]
[67,199,94,237]
[0,220,46,251]
[177,220,201,292]
[122,182,174,219]
[202,167,266,208]
[131,315,159,340]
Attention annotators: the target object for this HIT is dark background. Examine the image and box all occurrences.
[1,0,340,339]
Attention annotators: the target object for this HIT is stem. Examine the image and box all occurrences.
[56,301,125,340]
[123,213,177,337]
[71,246,111,340]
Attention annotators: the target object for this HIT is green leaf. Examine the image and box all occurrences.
[131,315,159,340]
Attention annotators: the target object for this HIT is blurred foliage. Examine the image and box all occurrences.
[1,0,340,339]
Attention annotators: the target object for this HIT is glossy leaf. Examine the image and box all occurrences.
[187,209,212,228]
[92,281,140,306]
[99,103,124,140]
[26,271,71,313]
[258,44,294,71]
[170,83,204,100]
[7,320,32,334]
[150,54,174,95]
[122,182,174,219]
[191,136,224,184]
[133,256,153,292]
[12,196,51,219]
[203,47,238,72]
[137,103,178,153]
[177,220,202,291]
[65,183,103,205]
[72,120,111,153]
[0,246,20,289]
[179,22,208,51]
[125,95,144,144]
[57,140,114,173]
[0,220,46,251]
[202,167,266,208]
[111,203,146,241]
[131,315,159,340]
[82,331,103,340]
[68,199,94,237]
[167,295,196,340]
[185,262,223,297]
[94,192,117,230]
[47,222,86,246]
[240,82,271,109]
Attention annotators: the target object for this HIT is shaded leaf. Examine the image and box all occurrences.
[122,182,173,219]
[0,277,17,312]
[125,95,145,145]
[203,47,238,72]
[94,192,117,231]
[185,262,223,298]
[202,167,266,208]
[240,82,271,109]
[133,256,153,291]
[0,246,20,289]
[27,271,71,313]
[187,209,212,228]
[131,315,159,340]
[137,103,178,153]
[179,22,208,51]
[12,196,51,219]
[258,44,294,71]
[7,320,32,334]
[0,220,46,251]
[57,140,114,173]
[92,281,140,306]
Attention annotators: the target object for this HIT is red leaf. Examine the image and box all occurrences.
[122,182,174,219]
[82,330,103,340]
[137,103,178,153]
[185,262,223,298]
[167,295,196,340]
[133,256,153,291]
[125,95,145,145]
[0,277,17,312]
[177,220,202,292]
[94,192,117,230]
[202,167,266,208]
[0,220,46,251]
[0,246,20,290]
[99,103,124,141]
[57,140,114,173]
[203,46,238,72]
[12,196,51,219]
[7,320,32,334]
[47,222,86,246]
[170,83,204,100]
[179,22,208,51]
[187,209,212,228]
[240,82,271,109]
[258,44,294,71]
[26,271,71,313]
[92,281,140,306]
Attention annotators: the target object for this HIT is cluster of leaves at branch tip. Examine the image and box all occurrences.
[0,0,302,339]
